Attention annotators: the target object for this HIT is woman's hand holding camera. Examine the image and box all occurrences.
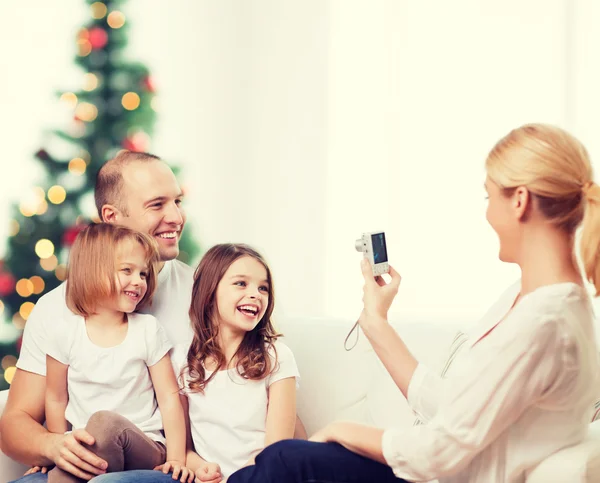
[358,258,401,333]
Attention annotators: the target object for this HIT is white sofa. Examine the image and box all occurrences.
[1,317,600,482]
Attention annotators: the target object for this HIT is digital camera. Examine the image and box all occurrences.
[355,231,389,276]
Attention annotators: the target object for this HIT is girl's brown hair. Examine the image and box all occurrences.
[184,243,281,393]
[486,123,600,294]
[66,223,160,316]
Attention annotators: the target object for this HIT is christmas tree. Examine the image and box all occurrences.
[0,0,198,391]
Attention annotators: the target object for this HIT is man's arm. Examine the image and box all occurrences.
[0,368,54,466]
[0,368,108,479]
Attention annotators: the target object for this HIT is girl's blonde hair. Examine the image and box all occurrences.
[66,223,160,316]
[486,123,600,294]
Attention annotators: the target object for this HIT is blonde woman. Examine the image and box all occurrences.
[228,124,600,483]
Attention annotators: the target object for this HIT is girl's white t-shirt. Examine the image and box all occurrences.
[172,340,300,478]
[46,312,172,443]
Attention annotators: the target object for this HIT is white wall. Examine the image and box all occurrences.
[1,0,599,333]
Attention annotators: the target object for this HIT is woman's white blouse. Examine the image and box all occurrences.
[382,282,600,483]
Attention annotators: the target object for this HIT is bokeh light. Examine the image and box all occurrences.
[1,355,16,370]
[55,264,67,281]
[91,2,108,19]
[48,185,67,204]
[30,276,45,294]
[60,92,78,109]
[40,255,58,272]
[75,102,98,122]
[78,39,92,57]
[9,220,20,236]
[122,92,140,110]
[15,278,34,297]
[20,301,35,320]
[35,239,55,259]
[83,73,99,91]
[4,366,16,384]
[69,158,87,175]
[107,11,126,29]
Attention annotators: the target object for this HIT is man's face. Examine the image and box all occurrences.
[116,160,186,262]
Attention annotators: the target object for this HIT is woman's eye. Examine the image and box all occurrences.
[121,268,131,273]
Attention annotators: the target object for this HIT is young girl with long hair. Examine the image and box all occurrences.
[40,224,191,483]
[172,244,299,483]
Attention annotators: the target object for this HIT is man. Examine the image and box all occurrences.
[0,151,193,482]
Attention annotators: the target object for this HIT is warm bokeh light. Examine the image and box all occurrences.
[77,28,89,40]
[107,11,126,29]
[78,38,92,57]
[12,312,26,329]
[0,300,4,316]
[69,157,87,175]
[40,255,58,271]
[55,264,67,281]
[36,199,49,215]
[19,203,36,217]
[122,92,140,110]
[15,278,34,298]
[1,355,16,370]
[20,301,35,320]
[60,92,78,109]
[91,2,108,19]
[68,120,87,138]
[30,276,45,294]
[83,73,99,91]
[35,239,55,259]
[9,219,19,236]
[4,366,16,384]
[48,185,67,204]
[75,102,98,122]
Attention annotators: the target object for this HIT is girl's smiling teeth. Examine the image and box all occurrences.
[124,290,140,300]
[238,304,259,317]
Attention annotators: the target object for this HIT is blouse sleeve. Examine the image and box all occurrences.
[382,315,566,482]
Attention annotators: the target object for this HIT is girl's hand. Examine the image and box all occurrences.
[23,466,50,476]
[358,259,401,327]
[154,461,195,482]
[194,461,222,483]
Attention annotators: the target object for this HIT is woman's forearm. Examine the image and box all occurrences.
[360,315,418,398]
[329,422,387,464]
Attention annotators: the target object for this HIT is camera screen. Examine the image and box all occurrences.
[371,232,388,264]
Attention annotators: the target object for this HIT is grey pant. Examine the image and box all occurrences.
[48,411,166,483]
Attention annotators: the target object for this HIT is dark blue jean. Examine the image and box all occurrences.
[228,440,408,483]
[11,470,175,483]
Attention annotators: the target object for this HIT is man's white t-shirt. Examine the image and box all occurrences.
[17,259,194,376]
[46,312,171,443]
[172,340,300,478]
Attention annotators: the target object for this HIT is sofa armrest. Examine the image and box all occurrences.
[526,422,600,483]
[1,389,31,482]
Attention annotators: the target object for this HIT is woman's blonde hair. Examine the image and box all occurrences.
[486,123,600,294]
[66,223,160,316]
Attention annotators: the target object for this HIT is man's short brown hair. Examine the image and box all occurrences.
[94,151,161,217]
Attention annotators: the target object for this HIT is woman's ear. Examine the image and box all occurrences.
[514,186,531,221]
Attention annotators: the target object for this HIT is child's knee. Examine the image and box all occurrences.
[85,411,128,445]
